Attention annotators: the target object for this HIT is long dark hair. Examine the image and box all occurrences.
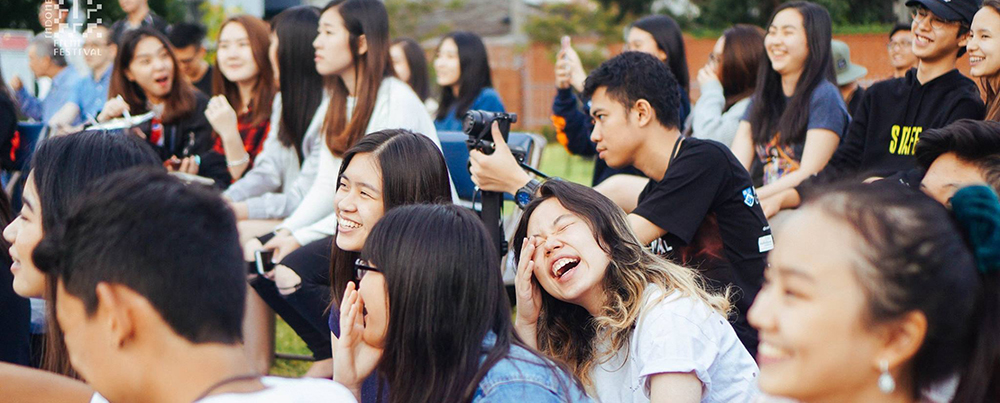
[109,28,198,124]
[212,15,276,126]
[364,204,581,403]
[321,0,394,156]
[747,1,835,146]
[719,25,766,112]
[272,6,324,162]
[329,129,451,306]
[980,1,1000,121]
[0,61,14,108]
[802,183,1000,401]
[630,15,690,96]
[435,31,493,121]
[29,130,161,378]
[392,38,430,102]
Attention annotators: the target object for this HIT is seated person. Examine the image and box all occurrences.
[16,167,356,402]
[470,51,771,357]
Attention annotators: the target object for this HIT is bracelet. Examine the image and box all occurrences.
[227,154,250,167]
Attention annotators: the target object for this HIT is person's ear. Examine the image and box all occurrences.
[124,68,136,82]
[633,99,655,127]
[94,283,136,350]
[873,310,927,375]
[196,46,206,59]
[357,34,368,56]
[958,30,971,49]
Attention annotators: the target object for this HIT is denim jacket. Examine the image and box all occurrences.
[473,332,592,403]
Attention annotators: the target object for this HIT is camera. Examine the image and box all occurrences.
[463,110,517,155]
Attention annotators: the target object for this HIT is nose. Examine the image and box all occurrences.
[541,235,563,256]
[589,125,601,144]
[3,216,20,245]
[336,191,358,214]
[912,17,930,33]
[747,285,775,332]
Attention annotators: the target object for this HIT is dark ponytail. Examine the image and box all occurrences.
[951,185,1000,402]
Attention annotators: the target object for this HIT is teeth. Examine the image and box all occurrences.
[339,218,361,229]
[971,57,985,63]
[758,342,791,360]
[552,257,578,277]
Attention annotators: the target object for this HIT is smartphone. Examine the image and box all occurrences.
[560,36,571,60]
[255,250,276,276]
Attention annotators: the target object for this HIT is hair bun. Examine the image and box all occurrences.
[952,185,1000,275]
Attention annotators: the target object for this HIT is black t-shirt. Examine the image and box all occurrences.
[633,137,771,356]
[193,65,214,96]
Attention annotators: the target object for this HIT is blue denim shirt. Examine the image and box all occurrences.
[73,64,112,123]
[16,67,83,125]
[474,332,592,403]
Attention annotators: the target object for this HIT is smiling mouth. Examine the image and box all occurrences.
[552,257,580,278]
[339,217,362,230]
[970,56,985,64]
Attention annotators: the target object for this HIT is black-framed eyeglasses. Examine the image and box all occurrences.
[354,259,379,281]
[910,6,963,31]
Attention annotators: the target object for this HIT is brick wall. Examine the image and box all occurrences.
[483,33,974,131]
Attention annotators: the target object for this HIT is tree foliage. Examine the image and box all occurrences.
[1,0,187,34]
[524,3,627,71]
[689,0,896,29]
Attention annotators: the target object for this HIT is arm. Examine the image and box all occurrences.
[223,130,286,203]
[755,128,840,200]
[278,145,339,233]
[551,89,597,156]
[648,372,702,403]
[205,96,252,179]
[0,362,94,403]
[241,135,321,220]
[14,87,43,122]
[730,121,755,171]
[691,82,748,147]
[628,214,668,245]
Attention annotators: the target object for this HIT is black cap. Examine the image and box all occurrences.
[905,0,982,25]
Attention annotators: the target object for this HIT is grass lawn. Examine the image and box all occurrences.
[269,144,595,376]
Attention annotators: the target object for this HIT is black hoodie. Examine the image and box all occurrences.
[797,68,984,196]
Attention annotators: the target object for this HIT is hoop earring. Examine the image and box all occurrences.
[878,360,896,394]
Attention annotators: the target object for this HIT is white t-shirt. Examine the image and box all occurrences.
[277,76,453,245]
[91,376,357,402]
[591,285,760,403]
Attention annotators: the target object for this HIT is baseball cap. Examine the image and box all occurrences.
[832,40,867,86]
[905,0,982,26]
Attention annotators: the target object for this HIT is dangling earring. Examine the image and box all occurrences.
[878,359,896,394]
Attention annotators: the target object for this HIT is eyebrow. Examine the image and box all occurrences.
[339,174,381,194]
[589,107,605,117]
[776,266,816,283]
[22,196,35,213]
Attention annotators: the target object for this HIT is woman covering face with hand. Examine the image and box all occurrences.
[510,180,760,403]
[334,203,589,403]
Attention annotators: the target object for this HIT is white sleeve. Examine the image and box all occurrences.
[91,393,110,403]
[279,145,339,234]
[634,297,720,394]
[691,80,747,147]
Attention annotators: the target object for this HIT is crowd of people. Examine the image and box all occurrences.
[1,0,999,402]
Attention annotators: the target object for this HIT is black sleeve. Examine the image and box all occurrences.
[197,151,233,189]
[631,145,727,244]
[0,96,17,169]
[945,95,986,122]
[182,94,214,156]
[551,89,597,156]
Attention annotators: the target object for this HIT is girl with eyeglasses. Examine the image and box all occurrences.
[334,203,590,403]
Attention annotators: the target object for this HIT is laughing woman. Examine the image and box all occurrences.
[204,15,277,181]
[969,0,1000,121]
[512,180,759,403]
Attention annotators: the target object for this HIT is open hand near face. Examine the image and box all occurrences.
[514,238,542,331]
[333,282,383,397]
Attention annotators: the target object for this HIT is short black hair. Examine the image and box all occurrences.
[889,22,911,40]
[167,22,207,50]
[583,51,681,130]
[36,167,246,345]
[916,119,1000,195]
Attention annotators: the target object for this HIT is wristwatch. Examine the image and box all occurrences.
[515,179,542,209]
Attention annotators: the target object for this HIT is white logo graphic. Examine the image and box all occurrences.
[43,0,104,40]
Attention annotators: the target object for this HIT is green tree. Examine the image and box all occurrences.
[690,0,896,30]
[524,3,627,71]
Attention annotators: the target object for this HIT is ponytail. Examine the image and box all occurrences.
[951,185,1000,402]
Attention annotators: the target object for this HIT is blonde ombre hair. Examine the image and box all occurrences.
[512,180,730,387]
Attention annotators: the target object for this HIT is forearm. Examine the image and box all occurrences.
[217,129,250,179]
[0,363,94,403]
[513,322,538,349]
[756,169,814,200]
